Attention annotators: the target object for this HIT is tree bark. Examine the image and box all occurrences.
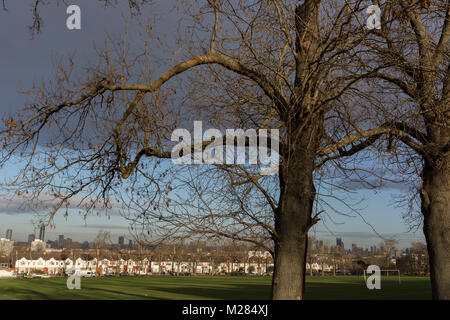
[271,127,319,300]
[421,154,450,300]
[271,205,311,299]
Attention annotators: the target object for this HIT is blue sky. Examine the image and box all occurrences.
[0,1,426,249]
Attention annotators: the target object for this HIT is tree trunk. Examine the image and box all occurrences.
[421,155,450,300]
[271,189,314,299]
[271,221,309,300]
[271,135,318,299]
[270,0,322,300]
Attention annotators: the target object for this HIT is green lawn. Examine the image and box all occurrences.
[0,275,431,300]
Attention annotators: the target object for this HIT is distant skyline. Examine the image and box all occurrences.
[0,207,426,249]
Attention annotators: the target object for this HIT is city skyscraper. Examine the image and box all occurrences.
[39,224,45,241]
[58,235,65,248]
[118,236,124,248]
[65,238,72,249]
[5,229,12,240]
[336,237,344,249]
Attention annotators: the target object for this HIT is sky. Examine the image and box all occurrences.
[0,1,426,249]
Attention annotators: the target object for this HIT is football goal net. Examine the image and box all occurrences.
[363,269,401,284]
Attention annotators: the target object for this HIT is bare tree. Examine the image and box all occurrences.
[382,238,398,269]
[30,239,45,253]
[92,230,112,260]
[0,0,411,299]
[354,0,449,299]
[0,238,13,256]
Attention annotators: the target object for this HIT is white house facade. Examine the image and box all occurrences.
[13,257,274,276]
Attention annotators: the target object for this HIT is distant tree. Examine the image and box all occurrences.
[82,254,94,261]
[92,230,111,260]
[60,252,68,261]
[382,239,398,269]
[0,238,14,256]
[30,240,45,253]
[357,260,367,269]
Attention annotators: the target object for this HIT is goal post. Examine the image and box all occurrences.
[363,269,401,284]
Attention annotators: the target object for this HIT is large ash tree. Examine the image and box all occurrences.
[0,0,421,299]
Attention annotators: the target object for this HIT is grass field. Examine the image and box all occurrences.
[0,275,431,300]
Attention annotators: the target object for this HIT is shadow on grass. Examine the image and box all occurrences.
[4,287,54,300]
[148,283,272,300]
[304,279,431,300]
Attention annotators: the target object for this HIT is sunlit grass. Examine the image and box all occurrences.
[0,275,431,300]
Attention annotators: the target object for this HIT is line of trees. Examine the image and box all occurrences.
[0,0,448,299]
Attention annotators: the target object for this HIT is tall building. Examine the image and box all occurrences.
[65,238,72,249]
[118,236,124,248]
[58,235,65,248]
[336,237,344,249]
[39,224,45,241]
[352,243,357,254]
[128,240,133,250]
[5,229,12,240]
[28,234,36,244]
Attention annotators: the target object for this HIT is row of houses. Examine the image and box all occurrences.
[13,257,337,276]
[14,257,277,275]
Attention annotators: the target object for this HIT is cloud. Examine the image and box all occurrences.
[0,205,27,215]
